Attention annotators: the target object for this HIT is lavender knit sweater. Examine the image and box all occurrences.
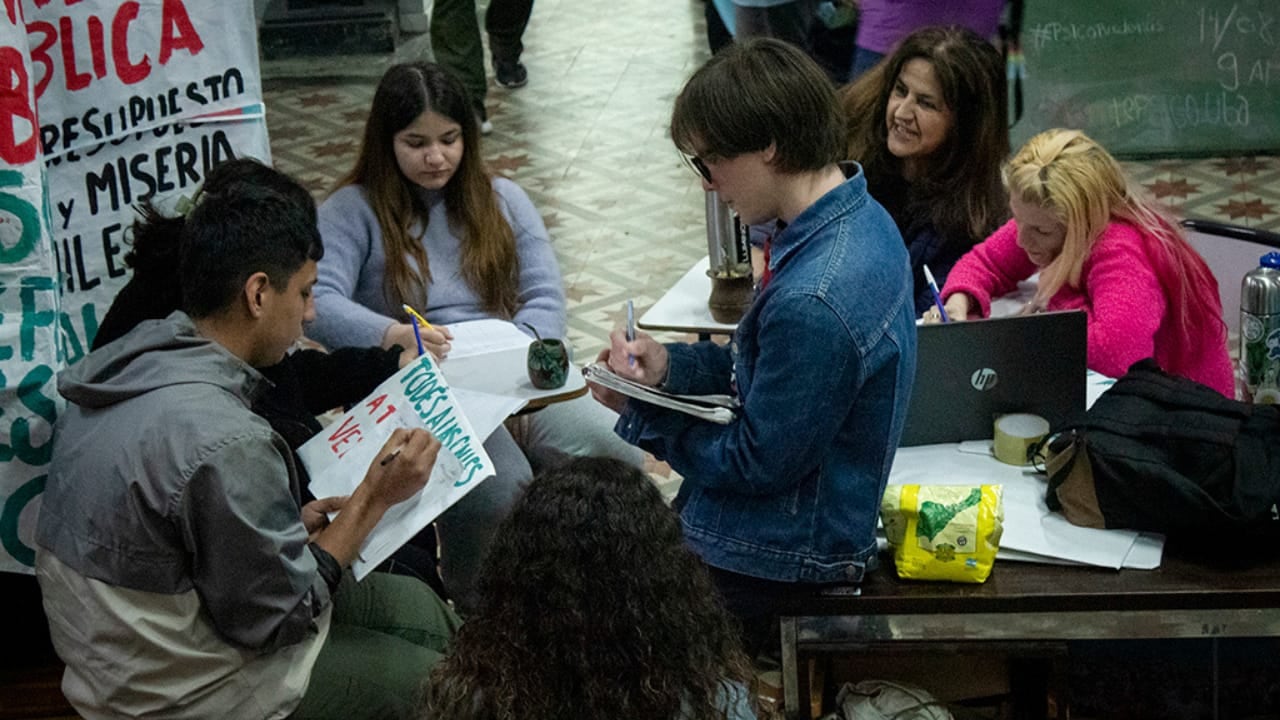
[308,178,566,350]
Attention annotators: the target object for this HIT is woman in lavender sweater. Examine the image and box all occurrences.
[928,129,1233,396]
[309,62,640,612]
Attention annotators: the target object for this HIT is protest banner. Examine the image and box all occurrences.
[24,0,263,159]
[0,0,270,573]
[44,114,272,365]
[0,3,63,574]
[298,353,496,581]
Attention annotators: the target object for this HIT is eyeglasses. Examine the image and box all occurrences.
[682,154,713,184]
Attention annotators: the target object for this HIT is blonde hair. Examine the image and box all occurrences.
[1009,129,1221,350]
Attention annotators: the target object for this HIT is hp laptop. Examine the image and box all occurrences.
[899,311,1087,447]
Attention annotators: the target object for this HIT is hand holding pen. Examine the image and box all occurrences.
[311,428,441,568]
[625,299,636,367]
[922,265,950,324]
[603,327,669,387]
[370,428,441,507]
[402,304,453,359]
[588,328,671,413]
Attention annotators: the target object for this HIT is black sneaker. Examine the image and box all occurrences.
[495,60,528,89]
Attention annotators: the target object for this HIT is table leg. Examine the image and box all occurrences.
[781,617,800,719]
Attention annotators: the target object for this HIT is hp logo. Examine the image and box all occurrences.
[970,368,998,391]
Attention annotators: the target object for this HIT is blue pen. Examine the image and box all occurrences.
[625,300,636,367]
[409,317,426,356]
[923,265,950,323]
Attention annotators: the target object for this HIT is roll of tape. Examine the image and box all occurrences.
[992,413,1049,466]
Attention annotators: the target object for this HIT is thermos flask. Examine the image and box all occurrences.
[703,191,749,273]
[1240,252,1280,403]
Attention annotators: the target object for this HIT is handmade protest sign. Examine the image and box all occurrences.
[0,0,268,574]
[297,353,496,580]
[26,0,262,159]
[0,6,62,574]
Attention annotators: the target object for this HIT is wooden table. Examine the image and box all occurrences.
[637,256,739,337]
[778,551,1280,717]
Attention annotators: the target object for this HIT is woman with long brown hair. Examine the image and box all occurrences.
[842,25,1009,315]
[308,61,639,614]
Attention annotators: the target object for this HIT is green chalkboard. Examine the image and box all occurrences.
[1012,0,1280,158]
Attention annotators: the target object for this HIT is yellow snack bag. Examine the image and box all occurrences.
[880,484,1004,583]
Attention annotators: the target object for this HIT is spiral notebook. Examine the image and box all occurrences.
[582,363,739,424]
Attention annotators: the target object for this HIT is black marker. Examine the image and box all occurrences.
[380,446,404,466]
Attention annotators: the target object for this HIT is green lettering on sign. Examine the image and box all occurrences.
[0,169,40,265]
[0,474,46,567]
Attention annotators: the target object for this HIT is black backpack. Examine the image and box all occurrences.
[1042,359,1280,540]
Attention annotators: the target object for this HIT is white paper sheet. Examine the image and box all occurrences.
[444,318,534,359]
[451,387,527,441]
[299,354,496,579]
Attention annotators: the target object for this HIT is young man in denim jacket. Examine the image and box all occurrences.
[591,38,917,652]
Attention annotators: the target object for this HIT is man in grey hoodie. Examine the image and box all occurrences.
[35,174,451,719]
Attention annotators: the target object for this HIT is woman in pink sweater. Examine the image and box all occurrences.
[928,129,1234,396]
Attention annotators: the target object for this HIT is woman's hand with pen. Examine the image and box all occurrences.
[922,293,974,324]
[606,328,668,385]
[383,321,454,360]
[418,323,453,359]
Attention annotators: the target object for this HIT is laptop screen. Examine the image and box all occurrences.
[898,311,1087,447]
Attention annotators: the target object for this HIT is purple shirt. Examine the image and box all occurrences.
[856,0,1004,54]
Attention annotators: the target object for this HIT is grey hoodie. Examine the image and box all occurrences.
[35,312,332,719]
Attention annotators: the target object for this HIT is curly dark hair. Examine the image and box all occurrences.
[422,457,756,720]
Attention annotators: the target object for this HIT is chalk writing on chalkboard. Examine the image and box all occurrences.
[1014,0,1279,158]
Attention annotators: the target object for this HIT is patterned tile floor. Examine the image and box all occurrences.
[262,0,1280,485]
[264,0,715,368]
[264,1,1280,365]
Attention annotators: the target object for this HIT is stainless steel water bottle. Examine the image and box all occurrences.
[1240,252,1280,403]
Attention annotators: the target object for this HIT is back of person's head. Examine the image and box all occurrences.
[94,159,318,347]
[844,25,1008,239]
[423,457,753,720]
[671,37,844,174]
[128,158,315,277]
[179,165,323,319]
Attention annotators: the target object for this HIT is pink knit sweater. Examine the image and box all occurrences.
[942,218,1234,396]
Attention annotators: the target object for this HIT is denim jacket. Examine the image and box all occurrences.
[617,166,916,584]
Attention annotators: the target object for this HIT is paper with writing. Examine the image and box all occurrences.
[298,353,496,579]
